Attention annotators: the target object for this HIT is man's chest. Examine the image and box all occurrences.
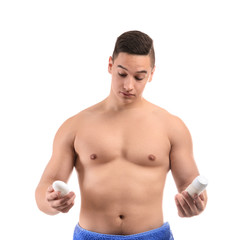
[74,112,171,168]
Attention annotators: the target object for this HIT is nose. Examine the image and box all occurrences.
[123,76,134,92]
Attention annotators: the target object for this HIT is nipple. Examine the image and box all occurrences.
[90,154,97,160]
[148,154,156,161]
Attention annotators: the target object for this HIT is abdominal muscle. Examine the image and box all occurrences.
[76,158,167,235]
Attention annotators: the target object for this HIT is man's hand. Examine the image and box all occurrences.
[46,185,76,213]
[175,191,207,217]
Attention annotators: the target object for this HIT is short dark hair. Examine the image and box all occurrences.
[112,30,155,68]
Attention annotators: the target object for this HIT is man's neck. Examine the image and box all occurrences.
[103,94,147,113]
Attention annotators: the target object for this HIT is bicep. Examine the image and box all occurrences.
[169,117,199,192]
[39,118,76,185]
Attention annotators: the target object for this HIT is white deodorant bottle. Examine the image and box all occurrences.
[185,175,208,197]
[52,180,70,197]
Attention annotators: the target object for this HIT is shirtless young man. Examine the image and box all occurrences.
[35,30,207,240]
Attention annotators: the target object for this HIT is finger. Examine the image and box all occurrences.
[194,195,205,212]
[199,192,205,201]
[61,202,75,213]
[177,194,192,217]
[52,193,76,209]
[59,192,75,205]
[182,191,198,213]
[60,196,76,213]
[175,196,186,217]
[48,199,65,211]
[47,191,59,201]
[176,199,186,218]
[55,195,76,212]
[47,185,54,193]
[60,192,76,205]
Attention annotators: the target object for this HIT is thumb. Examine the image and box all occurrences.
[47,185,54,193]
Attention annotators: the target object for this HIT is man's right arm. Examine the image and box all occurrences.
[35,117,77,215]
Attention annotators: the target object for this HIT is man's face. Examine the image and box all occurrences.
[108,52,155,103]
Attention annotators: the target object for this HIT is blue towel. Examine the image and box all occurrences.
[73,222,174,240]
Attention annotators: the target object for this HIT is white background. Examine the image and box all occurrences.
[0,0,247,239]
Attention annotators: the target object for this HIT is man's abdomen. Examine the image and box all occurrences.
[76,158,167,235]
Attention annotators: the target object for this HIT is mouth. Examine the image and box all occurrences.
[120,91,135,97]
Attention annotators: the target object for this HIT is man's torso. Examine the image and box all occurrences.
[73,100,173,235]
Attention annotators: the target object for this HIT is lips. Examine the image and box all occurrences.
[120,91,134,97]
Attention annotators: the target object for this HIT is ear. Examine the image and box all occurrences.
[108,56,113,74]
[148,66,156,82]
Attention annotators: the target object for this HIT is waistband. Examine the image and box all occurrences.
[73,222,174,240]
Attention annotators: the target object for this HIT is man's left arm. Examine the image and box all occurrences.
[169,116,208,217]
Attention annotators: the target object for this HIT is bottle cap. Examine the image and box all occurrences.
[193,175,208,190]
[52,180,70,196]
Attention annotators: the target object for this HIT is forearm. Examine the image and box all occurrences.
[35,183,59,215]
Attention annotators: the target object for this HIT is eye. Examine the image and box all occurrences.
[118,73,127,77]
[135,77,144,81]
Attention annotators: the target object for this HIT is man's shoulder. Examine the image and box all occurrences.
[148,102,188,132]
[147,102,178,121]
[63,102,102,127]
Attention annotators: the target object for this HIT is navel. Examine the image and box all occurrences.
[119,214,125,219]
[148,154,156,161]
[90,154,97,160]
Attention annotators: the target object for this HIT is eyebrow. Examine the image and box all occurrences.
[117,65,147,74]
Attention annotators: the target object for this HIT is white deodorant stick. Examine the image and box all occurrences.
[52,180,70,197]
[185,175,208,197]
